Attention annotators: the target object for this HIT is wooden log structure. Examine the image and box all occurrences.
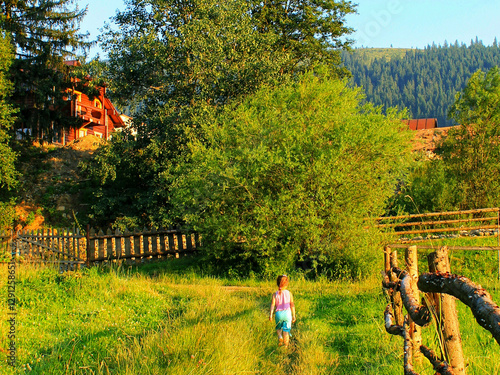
[425,247,465,375]
[391,267,432,327]
[418,272,500,346]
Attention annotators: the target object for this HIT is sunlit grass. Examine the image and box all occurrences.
[0,249,499,374]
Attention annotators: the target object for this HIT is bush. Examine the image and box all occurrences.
[174,71,413,278]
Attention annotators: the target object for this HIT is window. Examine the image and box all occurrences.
[94,99,102,109]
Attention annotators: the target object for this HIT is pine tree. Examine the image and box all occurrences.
[0,0,89,140]
[0,31,18,195]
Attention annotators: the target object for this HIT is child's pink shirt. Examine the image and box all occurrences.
[275,290,291,311]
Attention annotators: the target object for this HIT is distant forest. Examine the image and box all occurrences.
[342,38,500,127]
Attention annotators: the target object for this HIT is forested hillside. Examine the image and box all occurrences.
[342,39,500,127]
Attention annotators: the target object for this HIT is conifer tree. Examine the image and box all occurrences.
[0,0,89,140]
[0,31,17,193]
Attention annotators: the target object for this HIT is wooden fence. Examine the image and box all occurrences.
[383,245,500,375]
[376,207,500,238]
[86,227,201,265]
[376,207,500,279]
[0,227,201,268]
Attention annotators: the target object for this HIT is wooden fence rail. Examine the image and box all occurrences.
[86,227,201,265]
[0,227,201,267]
[375,207,500,238]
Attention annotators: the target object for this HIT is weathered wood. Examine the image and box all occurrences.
[106,229,114,259]
[97,229,105,260]
[384,246,391,273]
[390,251,405,326]
[133,230,142,258]
[176,233,184,252]
[420,346,457,375]
[426,247,465,375]
[393,267,432,327]
[384,304,404,336]
[378,216,497,229]
[377,207,500,221]
[124,229,132,259]
[403,317,420,375]
[418,272,500,346]
[167,232,175,252]
[405,245,422,359]
[114,228,123,259]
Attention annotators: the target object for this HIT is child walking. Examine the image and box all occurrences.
[269,275,296,347]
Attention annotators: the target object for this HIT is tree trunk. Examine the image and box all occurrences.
[427,247,465,375]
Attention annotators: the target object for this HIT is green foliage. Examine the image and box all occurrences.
[0,32,18,197]
[0,0,89,140]
[174,71,413,278]
[437,66,500,209]
[343,40,500,126]
[388,157,458,214]
[0,199,16,230]
[84,0,355,229]
[248,0,356,76]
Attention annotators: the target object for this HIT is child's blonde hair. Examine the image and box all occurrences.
[277,275,289,293]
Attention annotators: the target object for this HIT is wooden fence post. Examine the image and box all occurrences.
[427,246,465,375]
[405,245,422,361]
[389,250,405,326]
[86,225,91,267]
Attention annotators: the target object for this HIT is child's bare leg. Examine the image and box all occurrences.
[276,329,284,345]
[283,331,290,346]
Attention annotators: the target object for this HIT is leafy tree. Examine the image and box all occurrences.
[173,71,413,278]
[0,0,89,140]
[0,31,18,229]
[248,0,355,76]
[439,66,500,209]
[84,0,355,228]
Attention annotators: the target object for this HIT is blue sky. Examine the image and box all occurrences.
[78,0,500,57]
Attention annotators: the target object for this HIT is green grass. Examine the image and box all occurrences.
[1,249,499,374]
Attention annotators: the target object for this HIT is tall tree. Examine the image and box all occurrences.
[0,31,17,193]
[84,0,356,228]
[248,0,355,76]
[0,0,89,140]
[441,66,500,209]
[0,31,18,230]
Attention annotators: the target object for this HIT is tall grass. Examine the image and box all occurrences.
[0,247,499,374]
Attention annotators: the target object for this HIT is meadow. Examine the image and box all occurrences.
[1,240,499,375]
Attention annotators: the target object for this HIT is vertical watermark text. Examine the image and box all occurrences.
[7,257,17,367]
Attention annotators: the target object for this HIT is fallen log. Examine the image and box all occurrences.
[418,272,500,345]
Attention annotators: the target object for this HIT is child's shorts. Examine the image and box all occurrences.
[275,309,292,334]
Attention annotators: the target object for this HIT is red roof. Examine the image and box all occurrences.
[404,118,438,130]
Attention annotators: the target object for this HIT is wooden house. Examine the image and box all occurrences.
[59,60,125,144]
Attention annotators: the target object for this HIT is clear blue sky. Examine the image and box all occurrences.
[78,0,500,57]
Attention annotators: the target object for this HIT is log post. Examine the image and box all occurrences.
[390,250,405,326]
[427,246,465,375]
[405,245,422,360]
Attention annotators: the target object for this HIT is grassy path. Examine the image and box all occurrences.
[1,259,499,374]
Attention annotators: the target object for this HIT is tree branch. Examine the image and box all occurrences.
[420,345,457,375]
[418,272,500,345]
[393,267,432,327]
